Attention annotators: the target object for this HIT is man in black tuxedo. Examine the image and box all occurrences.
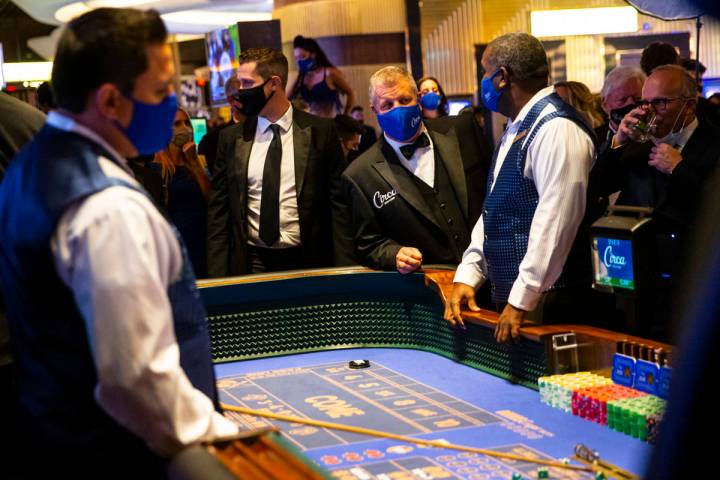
[207,48,353,276]
[342,66,492,274]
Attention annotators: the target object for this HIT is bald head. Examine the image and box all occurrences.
[645,64,697,99]
[643,64,697,137]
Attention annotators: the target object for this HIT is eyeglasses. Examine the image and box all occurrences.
[641,97,691,112]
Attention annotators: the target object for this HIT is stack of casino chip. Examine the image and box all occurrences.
[607,395,666,441]
[538,373,613,413]
[538,373,666,442]
[571,384,645,425]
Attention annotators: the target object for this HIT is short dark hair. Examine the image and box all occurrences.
[52,8,167,113]
[640,42,680,76]
[238,47,289,89]
[485,33,549,92]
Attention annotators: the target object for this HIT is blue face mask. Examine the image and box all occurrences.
[420,91,442,110]
[377,104,423,142]
[120,93,178,155]
[298,57,317,73]
[481,69,504,112]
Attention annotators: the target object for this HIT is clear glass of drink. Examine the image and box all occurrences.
[630,112,656,143]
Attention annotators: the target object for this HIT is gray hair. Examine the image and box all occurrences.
[368,66,418,105]
[224,74,240,97]
[650,64,697,98]
[485,32,548,81]
[600,66,646,102]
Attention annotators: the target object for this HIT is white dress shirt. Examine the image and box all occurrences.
[48,111,238,457]
[247,104,301,248]
[454,86,596,311]
[384,127,436,188]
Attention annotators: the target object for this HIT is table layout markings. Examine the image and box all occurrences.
[220,374,351,448]
[363,367,500,427]
[310,369,432,434]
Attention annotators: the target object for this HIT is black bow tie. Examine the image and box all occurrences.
[399,133,430,159]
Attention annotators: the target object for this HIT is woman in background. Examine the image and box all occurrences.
[554,80,606,131]
[288,35,356,117]
[152,107,212,278]
[417,76,449,119]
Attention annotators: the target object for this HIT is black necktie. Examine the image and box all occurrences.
[259,124,282,246]
[399,133,430,159]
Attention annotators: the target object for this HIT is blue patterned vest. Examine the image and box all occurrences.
[482,93,595,303]
[0,124,218,463]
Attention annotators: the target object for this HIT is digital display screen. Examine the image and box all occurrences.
[702,77,720,98]
[592,236,635,290]
[205,24,240,105]
[190,117,208,145]
[448,99,472,116]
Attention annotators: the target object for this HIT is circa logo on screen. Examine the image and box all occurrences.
[373,189,397,209]
[603,245,627,268]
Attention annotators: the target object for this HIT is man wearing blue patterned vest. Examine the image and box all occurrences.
[0,8,237,475]
[445,33,596,343]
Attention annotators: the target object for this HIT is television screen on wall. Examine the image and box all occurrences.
[205,24,240,106]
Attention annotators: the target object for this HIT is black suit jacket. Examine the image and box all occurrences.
[592,118,720,232]
[198,121,233,174]
[207,108,354,277]
[0,92,46,178]
[342,114,492,270]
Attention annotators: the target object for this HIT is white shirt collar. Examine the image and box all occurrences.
[46,111,131,173]
[506,86,555,133]
[258,104,293,134]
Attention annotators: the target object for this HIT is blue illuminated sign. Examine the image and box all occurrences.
[592,237,635,290]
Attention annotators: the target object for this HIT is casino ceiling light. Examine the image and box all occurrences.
[531,7,639,38]
[53,1,271,32]
[55,1,155,22]
[2,62,53,82]
[161,10,271,25]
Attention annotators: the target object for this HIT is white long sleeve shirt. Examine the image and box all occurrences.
[246,104,301,248]
[454,87,595,311]
[47,112,238,457]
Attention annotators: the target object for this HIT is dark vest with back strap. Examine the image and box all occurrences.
[0,124,218,470]
[483,92,596,304]
[405,145,470,263]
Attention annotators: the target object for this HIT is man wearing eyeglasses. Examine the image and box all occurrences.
[602,64,720,228]
[595,63,720,339]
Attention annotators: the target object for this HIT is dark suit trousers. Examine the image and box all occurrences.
[247,245,305,273]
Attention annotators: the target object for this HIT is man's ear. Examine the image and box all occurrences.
[93,83,125,122]
[498,67,510,89]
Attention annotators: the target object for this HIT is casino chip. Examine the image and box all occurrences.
[349,360,370,369]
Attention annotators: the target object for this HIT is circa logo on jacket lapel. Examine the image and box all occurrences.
[373,189,397,209]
